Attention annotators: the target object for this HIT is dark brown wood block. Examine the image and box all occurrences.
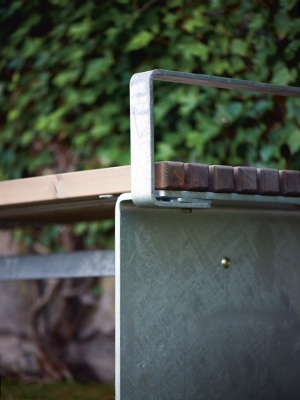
[209,165,234,193]
[155,161,184,190]
[234,166,257,194]
[184,163,209,191]
[257,168,280,195]
[279,170,300,196]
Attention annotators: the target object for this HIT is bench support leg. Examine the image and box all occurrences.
[116,195,300,399]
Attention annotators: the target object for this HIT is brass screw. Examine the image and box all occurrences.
[221,257,231,269]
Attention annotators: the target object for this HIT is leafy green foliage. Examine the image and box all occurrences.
[0,0,299,249]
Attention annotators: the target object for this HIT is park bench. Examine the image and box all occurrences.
[1,69,300,399]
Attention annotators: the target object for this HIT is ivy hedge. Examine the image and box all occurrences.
[0,0,299,249]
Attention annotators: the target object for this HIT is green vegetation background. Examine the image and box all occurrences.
[0,0,299,248]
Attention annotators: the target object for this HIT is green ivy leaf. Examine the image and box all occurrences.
[279,0,298,11]
[82,52,114,83]
[231,39,248,56]
[126,31,154,51]
[287,125,300,154]
[271,62,296,85]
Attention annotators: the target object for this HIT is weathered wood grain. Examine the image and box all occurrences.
[234,167,257,194]
[257,168,280,195]
[0,166,131,207]
[279,170,300,196]
[1,162,300,227]
[184,163,209,191]
[209,165,234,193]
[155,161,184,190]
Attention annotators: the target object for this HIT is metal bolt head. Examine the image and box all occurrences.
[221,257,231,269]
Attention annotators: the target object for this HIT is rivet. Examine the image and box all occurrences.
[221,257,231,269]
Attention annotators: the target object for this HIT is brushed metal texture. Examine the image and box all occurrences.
[116,199,300,399]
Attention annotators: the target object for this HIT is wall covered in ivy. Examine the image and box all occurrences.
[1,0,299,181]
[1,0,299,250]
[0,0,299,382]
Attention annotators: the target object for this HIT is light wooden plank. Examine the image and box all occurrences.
[0,197,117,227]
[1,162,300,227]
[0,165,131,207]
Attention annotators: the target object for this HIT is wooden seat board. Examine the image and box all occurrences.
[0,162,299,226]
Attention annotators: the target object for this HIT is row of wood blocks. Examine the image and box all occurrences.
[155,162,300,196]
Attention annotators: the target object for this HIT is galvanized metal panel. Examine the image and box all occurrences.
[116,198,300,399]
[0,250,115,280]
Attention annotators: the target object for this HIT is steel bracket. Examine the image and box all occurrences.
[130,69,300,209]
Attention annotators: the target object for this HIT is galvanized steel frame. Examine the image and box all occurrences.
[0,250,115,280]
[120,70,300,398]
[130,69,300,209]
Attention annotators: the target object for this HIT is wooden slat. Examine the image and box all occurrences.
[0,197,117,227]
[155,162,184,190]
[234,167,257,194]
[209,165,234,193]
[1,163,299,208]
[1,163,300,208]
[257,168,280,195]
[1,162,300,227]
[0,166,131,207]
[184,163,209,191]
[279,170,300,196]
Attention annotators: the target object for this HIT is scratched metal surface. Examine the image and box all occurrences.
[116,200,300,400]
